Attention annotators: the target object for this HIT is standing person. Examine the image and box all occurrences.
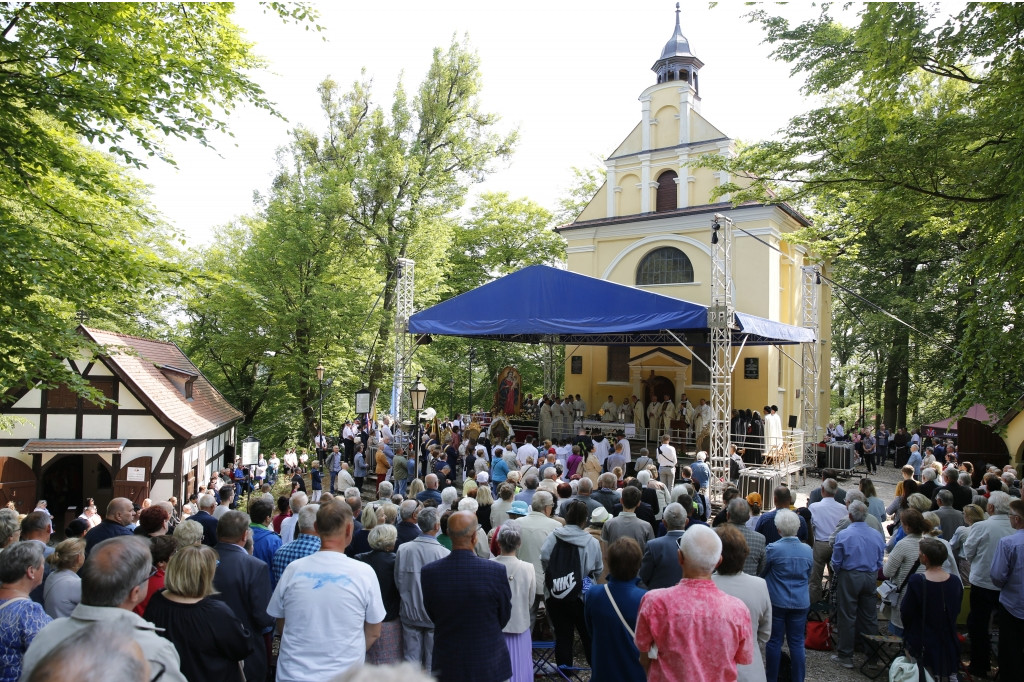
[540,500,604,669]
[83,497,134,556]
[962,491,1015,678]
[991,498,1024,680]
[309,461,323,502]
[763,509,813,682]
[375,445,391,490]
[211,512,274,682]
[713,526,772,682]
[144,545,252,682]
[516,493,561,627]
[343,420,356,463]
[356,525,403,665]
[584,537,647,682]
[491,521,536,682]
[807,478,846,603]
[638,502,686,589]
[829,501,885,670]
[328,446,343,494]
[861,427,877,474]
[21,537,185,682]
[602,486,653,552]
[248,499,282,588]
[392,448,410,497]
[43,538,86,618]
[635,524,753,681]
[395,507,449,672]
[271,505,321,585]
[0,542,50,682]
[422,511,512,682]
[268,500,385,681]
[353,444,367,491]
[900,538,964,681]
[655,435,677,487]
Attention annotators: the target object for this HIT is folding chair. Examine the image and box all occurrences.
[860,633,903,679]
[532,640,560,679]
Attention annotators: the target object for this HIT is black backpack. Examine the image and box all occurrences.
[545,538,583,600]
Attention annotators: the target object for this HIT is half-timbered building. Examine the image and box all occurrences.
[0,326,242,532]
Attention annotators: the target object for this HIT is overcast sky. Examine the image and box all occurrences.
[136,1,826,246]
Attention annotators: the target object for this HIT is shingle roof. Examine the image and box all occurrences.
[81,326,243,441]
[22,439,127,454]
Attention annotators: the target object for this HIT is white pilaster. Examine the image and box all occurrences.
[605,162,617,217]
[677,154,689,208]
[640,153,651,213]
[678,87,693,145]
[640,96,652,151]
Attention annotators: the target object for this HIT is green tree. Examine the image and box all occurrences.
[0,2,318,399]
[288,39,518,410]
[708,3,1024,420]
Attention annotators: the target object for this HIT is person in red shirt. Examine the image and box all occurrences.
[635,524,753,682]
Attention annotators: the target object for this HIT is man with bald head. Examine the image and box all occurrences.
[422,511,512,682]
[84,497,134,555]
[21,536,186,681]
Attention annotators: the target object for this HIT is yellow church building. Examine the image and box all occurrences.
[558,7,831,439]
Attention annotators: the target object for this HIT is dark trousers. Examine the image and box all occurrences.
[998,603,1024,681]
[864,450,877,473]
[545,596,590,667]
[344,438,355,463]
[836,569,878,659]
[968,583,1000,674]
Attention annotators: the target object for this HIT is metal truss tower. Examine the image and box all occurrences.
[390,258,415,425]
[800,264,821,462]
[708,213,735,504]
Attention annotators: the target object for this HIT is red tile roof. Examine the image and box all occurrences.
[81,327,243,441]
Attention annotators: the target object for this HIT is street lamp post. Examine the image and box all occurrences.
[316,362,325,464]
[409,376,428,478]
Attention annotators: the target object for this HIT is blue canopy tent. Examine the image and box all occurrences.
[408,265,814,346]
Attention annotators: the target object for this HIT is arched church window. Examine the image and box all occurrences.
[636,246,694,286]
[655,170,678,212]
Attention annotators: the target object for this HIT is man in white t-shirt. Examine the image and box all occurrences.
[656,435,677,487]
[517,436,539,467]
[268,499,385,681]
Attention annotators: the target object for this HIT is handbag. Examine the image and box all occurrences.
[888,655,935,682]
[805,618,833,651]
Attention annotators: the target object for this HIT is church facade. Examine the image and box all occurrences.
[558,8,831,438]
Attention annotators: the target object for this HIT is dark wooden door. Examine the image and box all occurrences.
[113,457,151,505]
[0,457,37,514]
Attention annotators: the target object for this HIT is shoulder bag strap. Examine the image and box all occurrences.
[898,558,922,593]
[0,597,28,612]
[604,584,635,639]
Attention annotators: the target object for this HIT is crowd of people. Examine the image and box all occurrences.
[1,413,1022,682]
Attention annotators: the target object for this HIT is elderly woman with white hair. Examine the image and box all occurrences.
[439,486,459,515]
[457,497,491,558]
[356,524,402,664]
[491,521,536,681]
[763,508,814,682]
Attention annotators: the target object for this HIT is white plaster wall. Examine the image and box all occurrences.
[117,415,172,439]
[46,414,76,438]
[82,415,112,439]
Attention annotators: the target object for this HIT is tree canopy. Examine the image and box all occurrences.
[0,2,318,400]
[709,3,1024,423]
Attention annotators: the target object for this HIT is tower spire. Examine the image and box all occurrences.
[652,3,704,90]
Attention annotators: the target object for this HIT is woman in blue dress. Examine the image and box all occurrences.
[0,542,51,682]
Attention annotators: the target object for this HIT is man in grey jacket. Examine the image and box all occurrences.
[394,506,449,672]
[21,536,185,681]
